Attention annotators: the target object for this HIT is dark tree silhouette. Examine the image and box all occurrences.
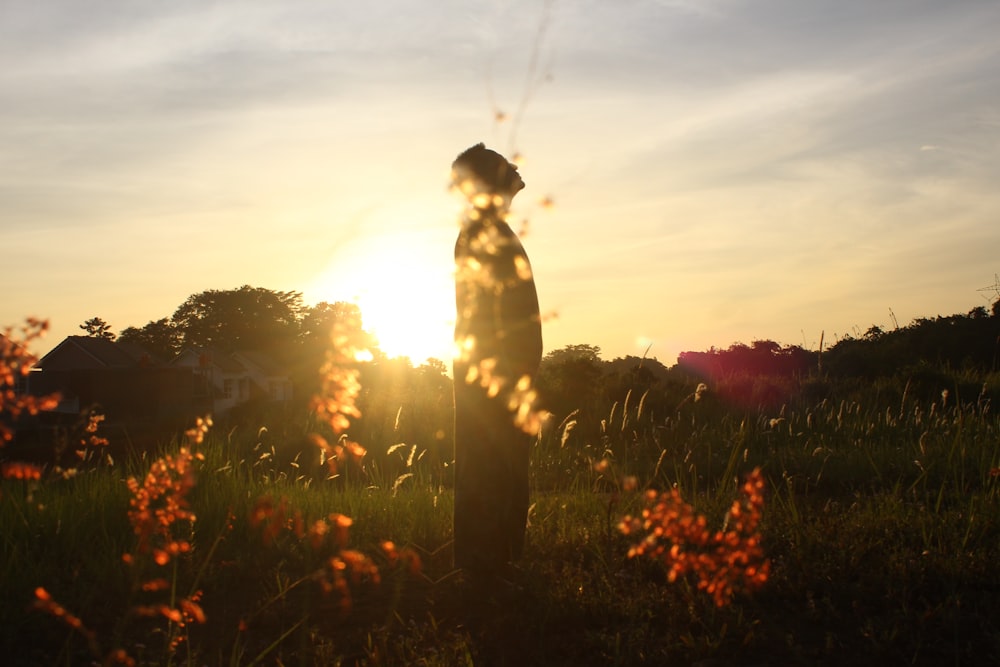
[300,301,368,348]
[79,317,115,340]
[678,340,817,380]
[171,286,303,358]
[118,318,182,361]
[290,301,371,398]
[536,344,604,421]
[824,308,1000,377]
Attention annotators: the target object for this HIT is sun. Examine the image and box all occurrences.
[306,218,457,366]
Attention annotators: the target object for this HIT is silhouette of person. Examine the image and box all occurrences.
[451,143,543,577]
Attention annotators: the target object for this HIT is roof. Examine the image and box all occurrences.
[35,336,152,370]
[233,350,286,377]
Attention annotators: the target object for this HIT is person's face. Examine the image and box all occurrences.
[484,152,524,198]
[506,161,525,195]
[452,148,525,204]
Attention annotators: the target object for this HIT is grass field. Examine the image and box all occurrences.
[4,369,1000,666]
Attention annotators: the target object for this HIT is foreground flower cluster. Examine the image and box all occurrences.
[249,494,422,615]
[308,316,372,477]
[0,318,59,446]
[29,420,213,665]
[620,468,771,607]
[125,444,202,566]
[310,316,367,437]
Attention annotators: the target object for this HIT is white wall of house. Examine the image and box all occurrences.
[172,349,291,416]
[231,352,293,402]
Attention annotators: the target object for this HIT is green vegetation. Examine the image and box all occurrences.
[4,299,1000,665]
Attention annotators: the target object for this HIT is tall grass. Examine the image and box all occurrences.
[4,365,1000,664]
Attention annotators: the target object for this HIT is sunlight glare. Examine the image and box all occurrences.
[305,211,456,366]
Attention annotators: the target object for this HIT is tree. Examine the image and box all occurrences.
[291,301,373,396]
[80,317,115,340]
[118,318,182,361]
[171,286,303,357]
[536,344,605,420]
[541,343,602,366]
[300,301,367,347]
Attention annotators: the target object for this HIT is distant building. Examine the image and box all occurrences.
[170,348,293,417]
[28,337,293,425]
[28,336,193,423]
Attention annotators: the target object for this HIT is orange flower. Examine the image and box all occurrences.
[31,587,97,649]
[308,518,330,550]
[620,468,771,607]
[310,316,368,436]
[249,495,296,546]
[1,461,43,480]
[82,412,109,448]
[124,435,202,565]
[1,318,60,443]
[105,648,136,666]
[316,547,381,614]
[330,513,353,549]
[184,416,213,446]
[310,434,368,478]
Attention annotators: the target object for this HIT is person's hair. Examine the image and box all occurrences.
[452,143,517,193]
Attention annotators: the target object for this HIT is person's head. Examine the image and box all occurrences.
[451,143,524,206]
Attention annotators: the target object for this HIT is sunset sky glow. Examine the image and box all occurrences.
[3,0,999,365]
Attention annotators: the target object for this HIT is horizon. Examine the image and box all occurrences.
[22,280,1000,370]
[4,1,999,366]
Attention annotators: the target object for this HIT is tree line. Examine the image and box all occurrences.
[76,286,1000,455]
[89,286,359,363]
[678,300,1000,381]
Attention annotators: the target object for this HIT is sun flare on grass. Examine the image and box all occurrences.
[306,222,456,366]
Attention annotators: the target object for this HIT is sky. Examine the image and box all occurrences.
[3,0,999,366]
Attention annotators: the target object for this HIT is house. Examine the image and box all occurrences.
[169,348,293,417]
[28,337,293,424]
[10,336,294,459]
[28,336,194,423]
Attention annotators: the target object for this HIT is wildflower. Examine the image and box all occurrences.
[307,315,372,480]
[310,434,368,478]
[125,446,199,564]
[106,648,136,666]
[184,415,213,446]
[249,495,294,547]
[1,318,60,443]
[141,579,170,592]
[308,518,330,550]
[131,591,205,634]
[330,513,353,549]
[381,541,423,576]
[620,468,771,607]
[1,461,43,480]
[31,587,99,655]
[310,316,367,437]
[316,548,381,614]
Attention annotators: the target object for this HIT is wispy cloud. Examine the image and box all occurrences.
[2,0,999,361]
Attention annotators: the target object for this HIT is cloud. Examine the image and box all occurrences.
[3,0,1000,361]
